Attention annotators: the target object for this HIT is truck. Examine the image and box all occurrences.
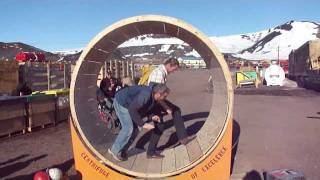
[15,52,46,62]
[288,39,320,90]
[279,60,289,75]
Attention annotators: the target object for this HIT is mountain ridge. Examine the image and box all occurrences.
[1,20,319,61]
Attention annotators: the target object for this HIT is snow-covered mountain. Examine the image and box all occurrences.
[3,20,317,62]
[233,21,320,60]
[51,20,319,61]
[116,20,320,60]
[53,48,82,56]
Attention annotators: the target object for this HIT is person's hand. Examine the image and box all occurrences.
[143,123,155,130]
[166,109,172,115]
[151,115,161,122]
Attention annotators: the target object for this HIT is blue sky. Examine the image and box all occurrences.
[1,0,319,51]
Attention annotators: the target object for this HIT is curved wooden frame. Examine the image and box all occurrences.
[70,15,233,178]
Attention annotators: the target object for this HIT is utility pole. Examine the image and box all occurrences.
[278,46,280,65]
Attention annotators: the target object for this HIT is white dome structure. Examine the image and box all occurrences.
[265,63,285,86]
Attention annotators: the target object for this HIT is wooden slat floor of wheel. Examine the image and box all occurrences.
[100,70,214,174]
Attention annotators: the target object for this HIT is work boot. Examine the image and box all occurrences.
[147,151,165,159]
[108,148,125,161]
[121,151,128,161]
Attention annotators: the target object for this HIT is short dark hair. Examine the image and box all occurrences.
[164,57,179,67]
[152,84,170,95]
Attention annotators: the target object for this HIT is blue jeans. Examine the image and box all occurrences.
[111,99,133,155]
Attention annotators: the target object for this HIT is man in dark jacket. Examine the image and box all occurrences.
[11,82,32,96]
[147,58,194,159]
[108,84,170,161]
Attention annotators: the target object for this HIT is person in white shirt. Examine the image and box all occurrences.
[146,57,193,159]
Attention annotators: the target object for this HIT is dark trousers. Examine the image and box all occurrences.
[147,100,188,155]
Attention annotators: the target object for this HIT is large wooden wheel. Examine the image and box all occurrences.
[70,15,233,179]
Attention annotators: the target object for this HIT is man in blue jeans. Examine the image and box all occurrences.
[108,84,170,161]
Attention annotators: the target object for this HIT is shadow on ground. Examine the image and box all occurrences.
[243,170,263,180]
[3,158,74,180]
[231,120,241,175]
[135,112,209,151]
[0,154,29,166]
[307,111,320,119]
[0,154,47,178]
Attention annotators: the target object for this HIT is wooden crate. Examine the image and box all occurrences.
[0,96,27,137]
[26,95,56,132]
[56,95,70,122]
[23,62,71,91]
[0,61,19,94]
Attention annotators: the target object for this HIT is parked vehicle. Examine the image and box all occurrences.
[279,60,289,75]
[15,52,46,62]
[288,40,320,90]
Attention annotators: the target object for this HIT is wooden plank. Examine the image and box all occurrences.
[28,67,47,71]
[32,82,49,86]
[29,76,48,81]
[99,145,120,166]
[56,107,70,122]
[0,117,26,136]
[163,23,179,39]
[131,151,148,173]
[49,65,64,69]
[161,148,175,173]
[50,81,64,86]
[97,29,129,49]
[50,76,64,81]
[33,73,48,77]
[47,63,51,90]
[31,87,47,92]
[31,101,55,114]
[0,61,19,94]
[50,71,65,77]
[28,112,55,131]
[50,81,65,86]
[186,138,203,163]
[93,143,108,158]
[175,145,189,170]
[0,105,25,121]
[84,48,109,62]
[118,148,143,170]
[146,153,162,174]
[30,79,48,84]
[117,26,139,41]
[134,21,153,35]
[50,83,64,89]
[74,73,98,90]
[64,64,67,88]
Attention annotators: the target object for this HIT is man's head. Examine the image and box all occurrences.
[164,57,179,73]
[152,84,170,101]
[122,77,134,87]
[100,78,111,92]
